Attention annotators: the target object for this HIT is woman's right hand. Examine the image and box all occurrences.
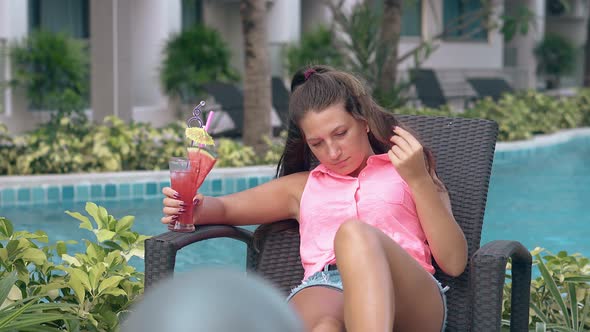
[161,187,204,225]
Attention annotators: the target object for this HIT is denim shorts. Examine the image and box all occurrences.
[286,265,449,331]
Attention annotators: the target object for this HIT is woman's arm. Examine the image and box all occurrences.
[406,177,467,277]
[162,171,309,227]
[388,126,467,277]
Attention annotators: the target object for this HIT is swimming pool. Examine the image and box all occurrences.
[2,131,590,271]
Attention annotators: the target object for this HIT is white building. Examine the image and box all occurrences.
[0,0,588,134]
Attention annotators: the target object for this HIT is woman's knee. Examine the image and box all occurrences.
[312,316,344,332]
[334,219,377,250]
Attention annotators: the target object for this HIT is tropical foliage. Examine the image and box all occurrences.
[284,26,344,78]
[0,272,78,331]
[0,113,285,175]
[160,24,239,104]
[3,89,590,175]
[534,34,577,89]
[502,248,590,331]
[9,30,89,114]
[0,203,148,331]
[394,89,590,141]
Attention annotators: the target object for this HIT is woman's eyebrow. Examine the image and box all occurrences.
[306,125,346,141]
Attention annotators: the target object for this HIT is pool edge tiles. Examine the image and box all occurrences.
[495,127,590,161]
[496,127,590,151]
[0,165,276,208]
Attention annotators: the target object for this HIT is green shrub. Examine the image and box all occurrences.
[97,116,187,171]
[160,24,239,104]
[215,138,258,168]
[261,130,287,166]
[0,202,149,331]
[0,114,189,175]
[284,26,344,77]
[3,88,590,175]
[534,34,577,89]
[0,114,286,175]
[0,271,78,331]
[464,91,584,141]
[9,30,89,114]
[573,89,590,127]
[502,248,590,331]
[393,89,590,142]
[0,123,27,175]
[394,104,456,118]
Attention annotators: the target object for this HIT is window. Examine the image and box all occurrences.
[28,0,89,39]
[401,0,421,37]
[443,0,487,41]
[182,0,203,30]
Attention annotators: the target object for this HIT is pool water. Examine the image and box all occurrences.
[481,137,590,258]
[3,137,590,272]
[4,199,253,272]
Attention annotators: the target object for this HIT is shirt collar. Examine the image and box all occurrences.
[310,153,390,177]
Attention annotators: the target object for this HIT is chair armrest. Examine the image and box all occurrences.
[470,240,532,332]
[144,225,254,289]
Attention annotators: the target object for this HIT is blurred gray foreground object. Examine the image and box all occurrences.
[123,267,303,332]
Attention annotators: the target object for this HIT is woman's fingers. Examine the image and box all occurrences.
[162,186,179,199]
[390,145,405,160]
[162,186,188,223]
[387,149,400,165]
[163,206,184,215]
[163,196,184,207]
[390,134,412,153]
[160,215,178,225]
[392,126,422,150]
[193,193,204,206]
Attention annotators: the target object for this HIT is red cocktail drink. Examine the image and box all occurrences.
[168,101,217,232]
[169,157,199,232]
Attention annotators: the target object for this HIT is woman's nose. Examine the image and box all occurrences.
[327,143,341,159]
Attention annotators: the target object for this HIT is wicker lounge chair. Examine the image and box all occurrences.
[145,115,532,331]
[467,77,514,102]
[411,69,448,108]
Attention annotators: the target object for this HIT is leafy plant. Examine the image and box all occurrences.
[0,202,150,331]
[0,271,78,331]
[0,123,27,175]
[160,24,239,104]
[534,34,577,89]
[215,138,258,167]
[3,87,590,175]
[261,130,287,165]
[284,26,344,77]
[502,248,590,331]
[9,30,89,115]
[464,91,584,141]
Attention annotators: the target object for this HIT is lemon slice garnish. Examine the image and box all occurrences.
[185,127,215,146]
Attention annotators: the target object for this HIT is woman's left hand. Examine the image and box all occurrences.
[387,126,430,186]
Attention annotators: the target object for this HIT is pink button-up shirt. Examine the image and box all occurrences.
[298,153,434,280]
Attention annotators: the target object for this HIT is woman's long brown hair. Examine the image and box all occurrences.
[276,65,439,187]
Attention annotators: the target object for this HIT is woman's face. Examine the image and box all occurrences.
[299,103,374,176]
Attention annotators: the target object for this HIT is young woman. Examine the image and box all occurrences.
[161,65,468,331]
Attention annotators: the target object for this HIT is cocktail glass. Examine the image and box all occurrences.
[168,149,217,232]
[169,157,199,233]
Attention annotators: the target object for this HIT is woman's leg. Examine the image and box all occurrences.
[334,220,445,332]
[288,286,345,332]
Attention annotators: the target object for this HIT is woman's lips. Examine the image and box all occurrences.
[333,158,349,167]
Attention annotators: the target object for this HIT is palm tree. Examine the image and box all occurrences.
[240,0,272,156]
[584,3,590,87]
[376,0,403,96]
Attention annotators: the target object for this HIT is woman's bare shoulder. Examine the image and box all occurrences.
[275,171,310,197]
